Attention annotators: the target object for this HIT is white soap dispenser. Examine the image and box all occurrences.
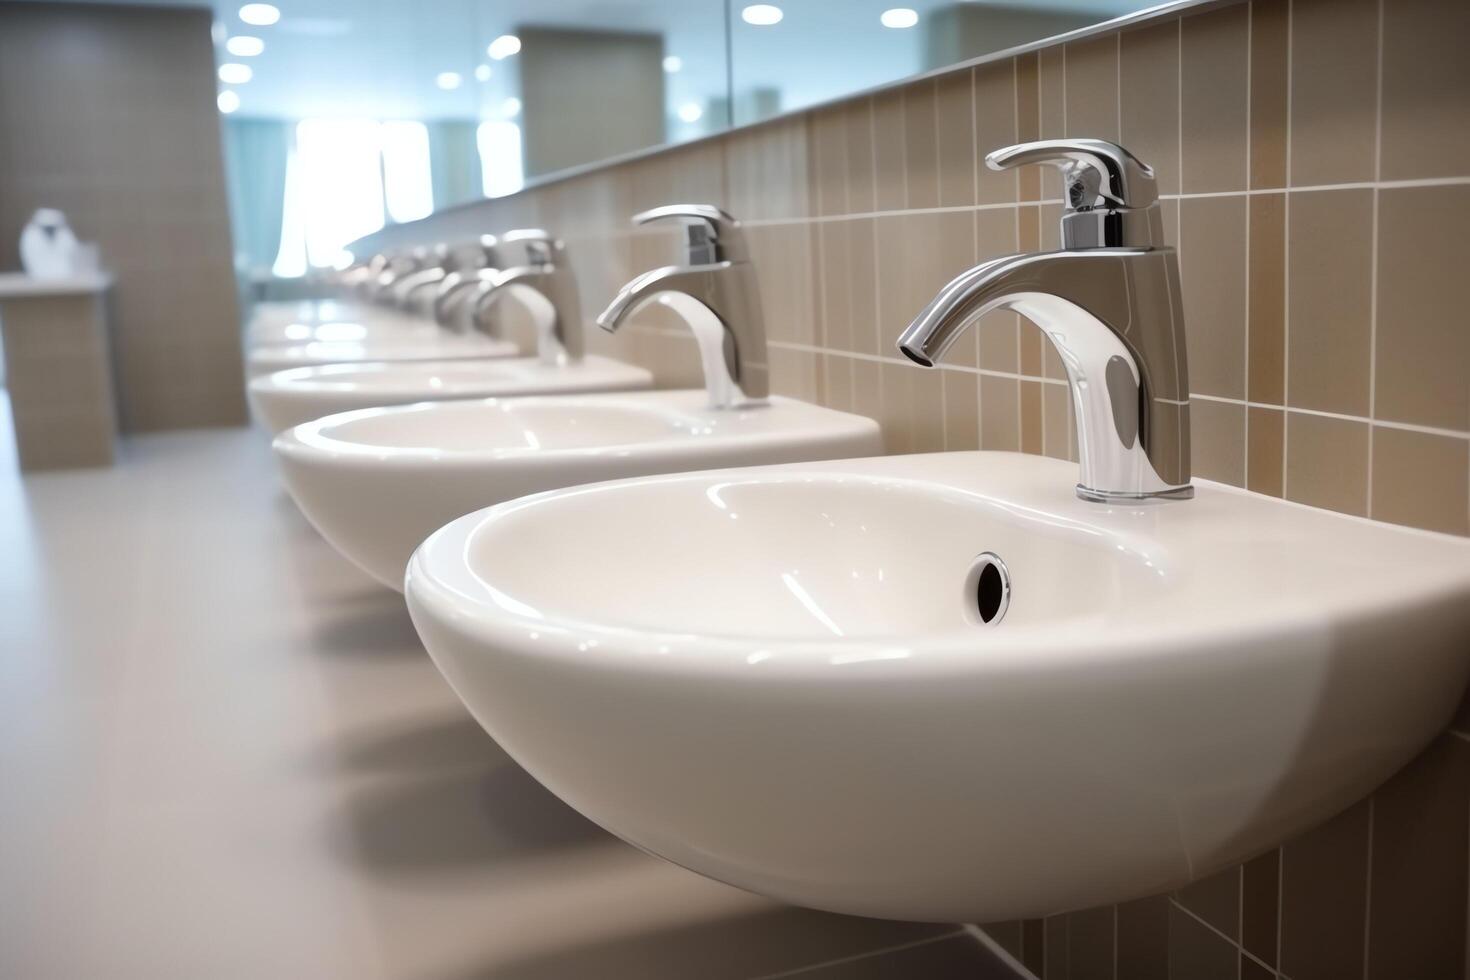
[19,208,81,280]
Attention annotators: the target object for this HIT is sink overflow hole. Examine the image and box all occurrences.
[971,553,1010,625]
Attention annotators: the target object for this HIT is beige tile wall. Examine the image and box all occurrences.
[352,0,1470,975]
[0,2,246,432]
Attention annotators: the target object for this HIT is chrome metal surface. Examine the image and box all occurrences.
[432,235,507,326]
[898,139,1191,503]
[596,205,768,409]
[470,230,583,364]
[968,552,1011,626]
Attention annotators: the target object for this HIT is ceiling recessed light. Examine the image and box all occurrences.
[218,63,253,84]
[225,35,264,56]
[501,96,522,117]
[436,71,462,90]
[741,4,783,26]
[880,8,918,28]
[474,63,492,82]
[487,34,521,60]
[677,102,704,123]
[238,3,279,27]
[662,55,683,73]
[217,90,240,113]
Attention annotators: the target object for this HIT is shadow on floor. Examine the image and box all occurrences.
[335,757,610,876]
[422,909,967,980]
[308,590,426,659]
[333,712,504,774]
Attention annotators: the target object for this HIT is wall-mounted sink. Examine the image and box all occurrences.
[404,450,1470,922]
[275,390,882,591]
[248,354,654,433]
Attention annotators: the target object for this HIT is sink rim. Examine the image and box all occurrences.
[248,353,648,395]
[406,450,1470,673]
[273,392,874,464]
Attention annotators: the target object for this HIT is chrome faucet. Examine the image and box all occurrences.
[391,243,452,309]
[897,139,1191,502]
[596,205,768,409]
[470,230,583,365]
[432,236,507,328]
[369,249,425,303]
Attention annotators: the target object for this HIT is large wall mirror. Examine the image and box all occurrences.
[213,0,1168,277]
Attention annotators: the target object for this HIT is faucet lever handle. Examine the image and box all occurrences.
[986,139,1158,211]
[501,228,559,265]
[631,204,748,264]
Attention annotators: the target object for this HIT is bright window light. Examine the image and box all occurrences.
[217,90,240,113]
[477,121,524,198]
[225,35,264,56]
[271,148,308,278]
[380,121,434,223]
[487,34,521,60]
[435,71,462,90]
[238,3,279,26]
[501,96,521,118]
[295,119,386,269]
[741,5,783,26]
[677,102,703,123]
[218,63,252,84]
[880,8,919,28]
[474,64,492,82]
[662,55,683,73]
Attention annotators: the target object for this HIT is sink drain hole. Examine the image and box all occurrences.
[970,552,1010,625]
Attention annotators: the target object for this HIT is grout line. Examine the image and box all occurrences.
[1238,863,1246,980]
[965,924,1042,980]
[1169,897,1278,976]
[768,340,1071,386]
[1190,394,1470,441]
[1363,797,1376,980]
[749,929,971,980]
[1242,0,1253,492]
[1281,0,1294,498]
[1365,0,1386,522]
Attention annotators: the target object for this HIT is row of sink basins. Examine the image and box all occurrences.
[246,226,1470,926]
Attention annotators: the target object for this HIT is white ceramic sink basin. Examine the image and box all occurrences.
[248,354,654,433]
[245,332,519,378]
[275,390,883,591]
[405,450,1470,922]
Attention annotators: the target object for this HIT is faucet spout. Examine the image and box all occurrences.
[596,205,768,410]
[898,248,1191,501]
[473,263,583,365]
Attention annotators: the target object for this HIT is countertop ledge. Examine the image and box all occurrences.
[0,272,114,298]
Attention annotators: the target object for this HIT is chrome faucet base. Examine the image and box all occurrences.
[1076,484,1194,505]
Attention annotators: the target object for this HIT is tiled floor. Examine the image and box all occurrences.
[0,406,1020,979]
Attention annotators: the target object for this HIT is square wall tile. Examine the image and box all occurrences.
[1381,0,1470,180]
[942,370,979,451]
[818,218,879,356]
[1180,4,1249,193]
[1246,407,1284,497]
[1116,896,1169,980]
[1247,192,1286,405]
[981,375,1019,451]
[1241,849,1281,968]
[974,60,1017,204]
[1065,34,1120,143]
[810,106,850,217]
[1249,0,1289,189]
[1189,398,1246,486]
[1374,185,1470,431]
[1370,427,1470,536]
[1067,907,1115,980]
[903,79,939,210]
[1168,904,1238,980]
[1177,865,1241,942]
[1290,0,1378,186]
[935,69,975,208]
[872,90,906,212]
[1280,801,1370,980]
[1180,195,1248,399]
[1367,736,1470,980]
[746,223,816,345]
[844,99,877,215]
[1285,412,1370,516]
[1287,189,1373,417]
[1120,17,1180,196]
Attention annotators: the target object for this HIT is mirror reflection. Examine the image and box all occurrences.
[216,0,1162,283]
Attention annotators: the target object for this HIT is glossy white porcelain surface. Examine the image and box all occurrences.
[246,333,519,378]
[275,391,883,591]
[405,450,1470,922]
[248,355,654,433]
